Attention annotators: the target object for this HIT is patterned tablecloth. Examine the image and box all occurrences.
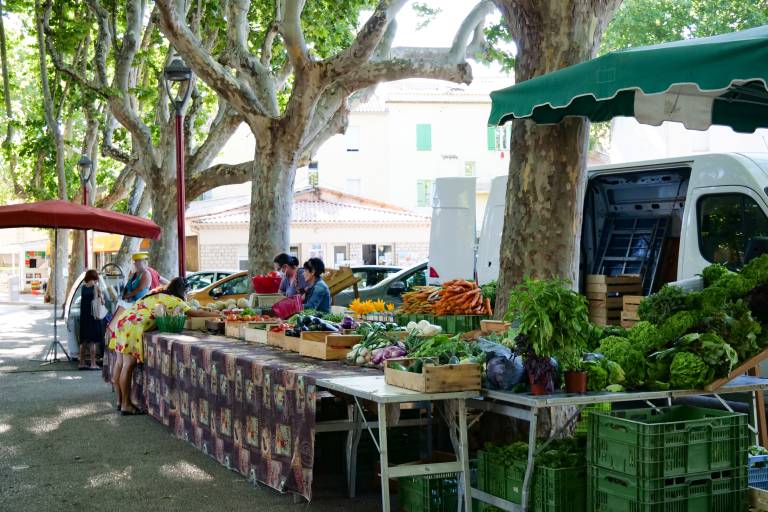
[104,331,374,500]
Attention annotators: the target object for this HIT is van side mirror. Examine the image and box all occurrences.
[387,281,406,296]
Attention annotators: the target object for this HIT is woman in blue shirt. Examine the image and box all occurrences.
[302,257,331,313]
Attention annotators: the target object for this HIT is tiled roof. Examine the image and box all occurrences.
[190,193,429,227]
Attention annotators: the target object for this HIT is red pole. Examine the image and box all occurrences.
[83,182,88,269]
[175,111,186,277]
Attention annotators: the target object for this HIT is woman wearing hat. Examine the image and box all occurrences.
[123,253,152,304]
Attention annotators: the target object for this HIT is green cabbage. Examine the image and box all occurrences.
[628,321,664,352]
[597,337,646,388]
[669,352,713,389]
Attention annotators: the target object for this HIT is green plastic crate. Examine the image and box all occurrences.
[589,466,747,512]
[588,406,748,478]
[533,465,587,512]
[398,472,457,512]
[575,402,611,435]
[477,450,527,510]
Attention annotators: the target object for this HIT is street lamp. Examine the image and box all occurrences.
[164,56,194,278]
[78,154,93,269]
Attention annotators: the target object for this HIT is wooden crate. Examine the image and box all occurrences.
[324,267,362,297]
[480,320,510,333]
[298,332,357,360]
[750,486,768,511]
[266,329,284,347]
[383,358,481,393]
[205,319,225,334]
[250,293,284,308]
[586,274,643,297]
[622,295,643,314]
[224,320,247,339]
[184,317,207,331]
[299,331,332,343]
[243,322,279,343]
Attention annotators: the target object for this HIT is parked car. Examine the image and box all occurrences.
[188,271,251,307]
[350,265,401,288]
[185,270,237,291]
[335,262,428,307]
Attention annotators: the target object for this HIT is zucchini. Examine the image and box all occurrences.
[407,359,424,373]
[389,362,408,372]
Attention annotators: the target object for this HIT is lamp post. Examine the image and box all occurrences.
[164,56,193,277]
[77,155,93,269]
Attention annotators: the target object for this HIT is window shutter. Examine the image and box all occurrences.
[416,124,432,151]
[487,126,496,150]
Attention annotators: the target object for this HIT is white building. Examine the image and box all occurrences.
[187,187,430,270]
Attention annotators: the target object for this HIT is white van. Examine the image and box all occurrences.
[475,153,768,293]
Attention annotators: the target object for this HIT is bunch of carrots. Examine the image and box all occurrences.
[399,286,440,314]
[434,279,492,316]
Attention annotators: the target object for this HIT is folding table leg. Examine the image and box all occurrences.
[521,409,538,510]
[378,402,391,512]
[457,399,472,512]
[346,403,363,498]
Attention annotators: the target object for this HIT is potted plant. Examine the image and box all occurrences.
[559,349,588,394]
[515,333,557,395]
[505,278,591,395]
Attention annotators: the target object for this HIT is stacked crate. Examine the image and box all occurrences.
[586,275,642,326]
[621,295,642,328]
[588,405,749,511]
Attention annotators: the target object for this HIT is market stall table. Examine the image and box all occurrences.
[316,374,479,512]
[469,375,768,511]
[104,331,381,500]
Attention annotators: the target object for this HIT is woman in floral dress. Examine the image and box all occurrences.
[109,277,219,415]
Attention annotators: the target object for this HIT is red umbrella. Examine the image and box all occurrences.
[0,200,161,238]
[0,200,162,363]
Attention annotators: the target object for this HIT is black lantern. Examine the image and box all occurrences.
[164,56,193,113]
[77,154,93,184]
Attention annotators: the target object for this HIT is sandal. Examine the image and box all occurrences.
[120,409,146,416]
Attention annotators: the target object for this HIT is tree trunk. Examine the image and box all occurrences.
[248,146,296,275]
[115,179,149,275]
[493,0,620,317]
[36,0,69,307]
[66,230,84,292]
[148,176,179,280]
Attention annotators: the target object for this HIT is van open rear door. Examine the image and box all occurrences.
[427,177,476,285]
[477,176,507,285]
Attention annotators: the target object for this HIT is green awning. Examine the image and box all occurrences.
[489,25,768,133]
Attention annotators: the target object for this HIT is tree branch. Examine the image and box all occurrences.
[447,0,495,63]
[327,0,408,77]
[260,21,279,67]
[187,101,243,172]
[95,165,135,209]
[155,0,270,120]
[277,0,309,68]
[186,161,253,200]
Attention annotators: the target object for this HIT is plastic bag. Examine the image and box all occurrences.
[474,338,525,390]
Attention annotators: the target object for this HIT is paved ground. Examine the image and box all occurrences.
[0,305,379,511]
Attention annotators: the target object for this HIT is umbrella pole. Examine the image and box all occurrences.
[38,229,71,365]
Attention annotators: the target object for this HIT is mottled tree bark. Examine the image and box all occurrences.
[115,178,150,275]
[493,0,621,317]
[248,143,297,273]
[489,0,621,437]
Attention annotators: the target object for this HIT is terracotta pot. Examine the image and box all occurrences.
[528,373,551,396]
[565,371,588,394]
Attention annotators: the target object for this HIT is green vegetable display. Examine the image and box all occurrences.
[483,437,585,469]
[504,278,589,358]
[638,284,688,325]
[669,352,713,389]
[597,337,646,387]
[408,334,482,365]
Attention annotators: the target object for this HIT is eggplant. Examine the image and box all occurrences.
[316,319,340,332]
[301,316,313,327]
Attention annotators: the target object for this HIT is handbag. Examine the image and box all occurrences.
[272,295,303,319]
[91,286,108,320]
